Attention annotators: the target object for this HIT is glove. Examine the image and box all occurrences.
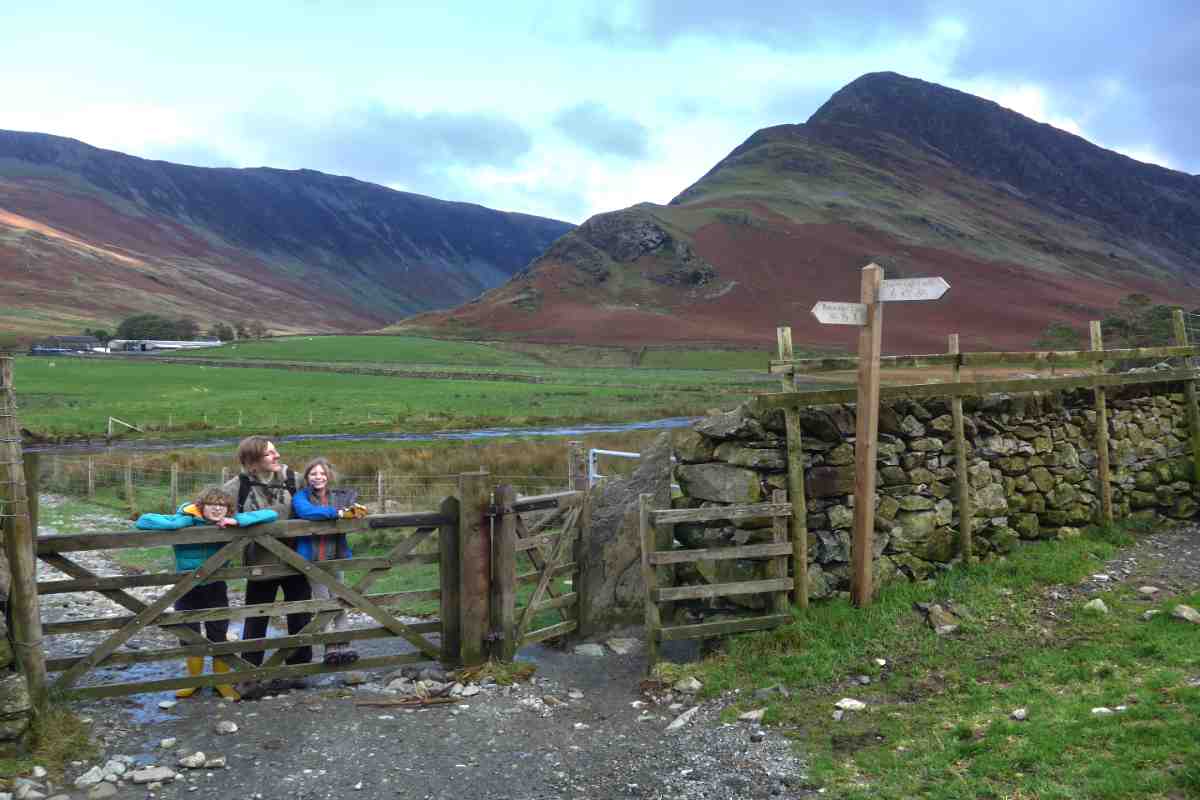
[338,504,369,520]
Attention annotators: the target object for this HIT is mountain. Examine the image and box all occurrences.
[0,130,572,336]
[398,72,1200,353]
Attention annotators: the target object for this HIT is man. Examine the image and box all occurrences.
[222,436,313,696]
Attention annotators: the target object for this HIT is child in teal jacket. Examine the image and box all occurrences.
[135,486,278,699]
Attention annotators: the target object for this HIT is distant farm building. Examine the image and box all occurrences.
[28,335,101,354]
[107,339,222,352]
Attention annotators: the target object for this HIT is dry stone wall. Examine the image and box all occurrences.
[672,386,1197,601]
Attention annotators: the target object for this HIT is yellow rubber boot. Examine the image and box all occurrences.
[176,656,204,698]
[212,659,240,701]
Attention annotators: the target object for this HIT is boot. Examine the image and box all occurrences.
[212,659,240,701]
[176,656,204,698]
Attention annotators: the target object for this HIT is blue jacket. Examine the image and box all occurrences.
[291,487,355,562]
[135,503,278,573]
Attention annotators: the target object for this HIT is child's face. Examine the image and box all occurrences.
[201,503,229,523]
[307,465,329,491]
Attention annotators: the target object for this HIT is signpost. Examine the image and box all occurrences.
[810,264,951,607]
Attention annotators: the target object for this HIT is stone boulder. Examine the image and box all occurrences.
[675,464,763,504]
[0,673,31,741]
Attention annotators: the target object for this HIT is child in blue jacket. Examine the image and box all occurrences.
[136,486,278,699]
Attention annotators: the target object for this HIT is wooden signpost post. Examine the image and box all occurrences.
[811,265,950,607]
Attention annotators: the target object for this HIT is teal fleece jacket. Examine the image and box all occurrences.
[135,502,278,572]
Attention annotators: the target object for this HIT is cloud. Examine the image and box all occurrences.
[553,102,650,159]
[240,105,533,189]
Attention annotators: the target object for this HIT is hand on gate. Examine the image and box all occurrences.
[338,503,369,520]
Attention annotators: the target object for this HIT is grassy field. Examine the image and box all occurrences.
[660,520,1200,799]
[12,353,772,439]
[171,335,548,367]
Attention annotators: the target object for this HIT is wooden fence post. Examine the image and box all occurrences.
[567,441,588,491]
[125,459,135,515]
[1090,321,1114,525]
[851,264,883,607]
[377,471,386,512]
[0,357,49,711]
[776,326,794,391]
[784,407,808,608]
[638,493,661,670]
[169,460,179,511]
[575,485,596,637]
[1171,309,1200,486]
[492,484,517,661]
[950,334,972,561]
[23,452,39,537]
[767,490,791,616]
[457,470,490,666]
[438,496,462,665]
[86,456,95,499]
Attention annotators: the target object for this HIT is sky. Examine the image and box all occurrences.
[2,1,1197,224]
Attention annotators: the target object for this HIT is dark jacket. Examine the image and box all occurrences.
[222,467,296,579]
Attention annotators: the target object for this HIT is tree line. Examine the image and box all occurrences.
[84,315,268,343]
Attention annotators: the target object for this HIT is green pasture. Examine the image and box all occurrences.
[173,335,545,367]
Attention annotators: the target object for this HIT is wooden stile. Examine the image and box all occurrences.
[784,407,808,608]
[1171,309,1200,486]
[766,490,791,616]
[851,264,883,607]
[776,326,795,391]
[1090,321,1114,525]
[949,334,972,561]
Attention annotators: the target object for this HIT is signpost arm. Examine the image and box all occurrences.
[850,264,883,607]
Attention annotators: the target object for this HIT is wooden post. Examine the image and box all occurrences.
[1091,320,1114,525]
[50,454,62,486]
[438,496,462,665]
[637,494,661,670]
[22,452,39,538]
[784,407,808,608]
[238,410,243,428]
[566,441,588,491]
[492,484,517,661]
[86,456,95,499]
[124,459,135,515]
[220,467,229,484]
[851,263,883,607]
[376,471,386,512]
[457,470,490,666]
[575,484,595,637]
[950,334,972,561]
[169,460,179,511]
[1171,309,1200,486]
[767,490,790,616]
[776,326,795,391]
[0,357,49,711]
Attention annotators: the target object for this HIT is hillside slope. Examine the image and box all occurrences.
[399,72,1200,353]
[0,130,572,336]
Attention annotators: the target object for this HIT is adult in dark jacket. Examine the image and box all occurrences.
[291,457,368,665]
[221,436,313,677]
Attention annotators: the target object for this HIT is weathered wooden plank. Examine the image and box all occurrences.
[527,592,578,615]
[656,614,792,642]
[513,510,566,608]
[771,345,1200,375]
[458,470,491,666]
[438,496,461,665]
[36,517,374,554]
[767,489,790,616]
[60,653,426,700]
[754,368,1200,410]
[367,511,452,529]
[52,536,250,691]
[851,263,883,608]
[777,326,794,390]
[515,562,576,583]
[653,578,793,603]
[784,407,808,608]
[950,333,972,561]
[514,529,580,552]
[493,485,517,661]
[649,502,792,525]
[638,494,661,669]
[515,505,579,645]
[1172,310,1200,486]
[1092,321,1114,525]
[512,490,584,513]
[647,542,793,565]
[522,619,578,646]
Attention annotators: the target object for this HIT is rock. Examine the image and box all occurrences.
[695,404,766,441]
[87,785,117,800]
[674,430,716,463]
[203,756,226,769]
[0,674,32,740]
[177,752,206,769]
[342,671,368,686]
[74,767,105,788]
[1011,708,1028,721]
[1138,586,1160,596]
[101,760,125,778]
[832,709,845,722]
[1084,599,1109,614]
[738,708,766,723]
[673,677,702,694]
[665,706,699,731]
[752,684,790,701]
[157,699,177,710]
[874,658,887,667]
[129,766,176,784]
[1172,605,1200,624]
[676,464,763,503]
[1143,610,1163,621]
[749,729,766,743]
[574,643,606,657]
[214,720,239,735]
[419,667,449,683]
[13,786,44,800]
[1091,707,1114,716]
[30,768,46,780]
[921,603,960,634]
[606,637,639,655]
[461,684,481,697]
[567,689,584,700]
[834,698,866,711]
[807,465,855,498]
[159,738,177,749]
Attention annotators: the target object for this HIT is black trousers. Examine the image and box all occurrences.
[241,575,313,666]
[174,581,229,645]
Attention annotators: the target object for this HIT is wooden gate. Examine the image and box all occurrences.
[490,485,587,660]
[36,504,460,699]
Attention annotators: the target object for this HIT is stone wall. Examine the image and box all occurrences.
[672,386,1197,600]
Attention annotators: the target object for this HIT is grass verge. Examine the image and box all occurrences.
[0,704,95,785]
[659,522,1200,799]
